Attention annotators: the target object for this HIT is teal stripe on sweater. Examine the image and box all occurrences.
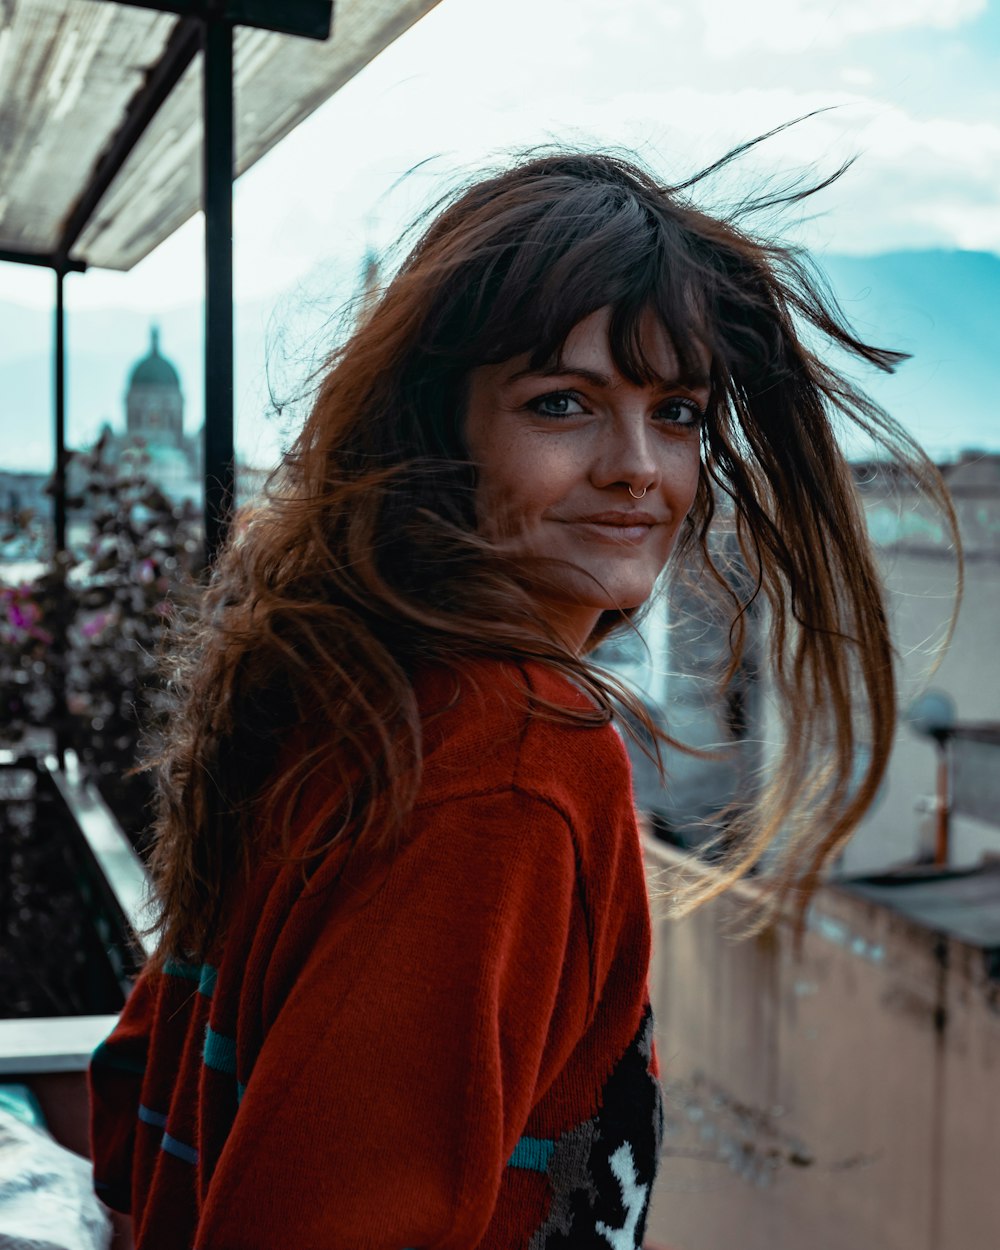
[137,1105,198,1165]
[508,1135,555,1173]
[163,958,201,982]
[163,959,217,999]
[161,1131,199,1165]
[203,1025,237,1075]
[137,1104,167,1129]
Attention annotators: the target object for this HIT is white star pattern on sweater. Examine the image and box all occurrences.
[595,1144,647,1250]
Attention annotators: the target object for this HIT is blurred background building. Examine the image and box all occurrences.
[66,325,203,514]
[613,452,1000,878]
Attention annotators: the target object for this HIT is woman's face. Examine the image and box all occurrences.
[464,306,707,651]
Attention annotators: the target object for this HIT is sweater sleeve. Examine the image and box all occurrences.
[88,970,157,1213]
[196,786,589,1250]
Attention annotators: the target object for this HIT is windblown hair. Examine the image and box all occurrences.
[147,138,958,961]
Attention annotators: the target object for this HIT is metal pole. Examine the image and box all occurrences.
[934,736,951,866]
[54,268,67,555]
[52,266,69,767]
[202,17,235,566]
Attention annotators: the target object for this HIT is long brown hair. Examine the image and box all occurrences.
[146,140,959,960]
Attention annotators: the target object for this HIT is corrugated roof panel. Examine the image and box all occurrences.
[0,0,442,271]
[74,45,203,268]
[80,0,443,269]
[0,0,176,258]
[231,0,444,176]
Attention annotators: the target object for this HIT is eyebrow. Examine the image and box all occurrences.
[506,363,712,391]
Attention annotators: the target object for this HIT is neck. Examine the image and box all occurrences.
[536,602,602,655]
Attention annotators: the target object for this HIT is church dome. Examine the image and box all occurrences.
[128,326,180,390]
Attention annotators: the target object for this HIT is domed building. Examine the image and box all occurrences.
[116,326,201,503]
[126,326,184,446]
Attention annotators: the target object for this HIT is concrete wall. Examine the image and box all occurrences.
[643,837,1000,1250]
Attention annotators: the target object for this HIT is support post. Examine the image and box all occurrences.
[202,17,235,566]
[53,267,69,766]
[54,268,67,555]
[934,736,951,866]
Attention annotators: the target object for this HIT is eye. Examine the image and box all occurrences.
[657,396,705,427]
[526,390,587,418]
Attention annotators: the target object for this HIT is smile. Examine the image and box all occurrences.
[561,512,660,545]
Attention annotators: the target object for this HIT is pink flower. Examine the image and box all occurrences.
[2,586,51,643]
[82,612,111,638]
[10,600,37,632]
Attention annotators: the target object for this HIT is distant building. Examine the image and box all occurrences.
[596,519,764,845]
[64,325,201,511]
[127,326,184,444]
[107,325,202,505]
[3,326,277,566]
[614,452,1000,870]
[0,468,51,565]
[0,470,50,523]
[843,451,1000,872]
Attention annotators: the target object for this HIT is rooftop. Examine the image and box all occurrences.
[0,0,442,272]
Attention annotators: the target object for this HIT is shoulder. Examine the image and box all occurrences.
[414,657,634,823]
[412,658,648,1023]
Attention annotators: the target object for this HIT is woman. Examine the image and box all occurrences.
[89,149,954,1248]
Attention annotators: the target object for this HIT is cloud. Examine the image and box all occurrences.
[841,67,876,87]
[828,107,1000,252]
[231,84,1000,294]
[4,0,995,319]
[700,0,986,55]
[535,86,1000,254]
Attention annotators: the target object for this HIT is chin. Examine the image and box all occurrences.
[584,590,656,616]
[599,579,659,612]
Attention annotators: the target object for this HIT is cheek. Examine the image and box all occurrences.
[471,446,529,541]
[682,460,702,513]
[666,445,702,518]
[465,421,503,534]
[473,432,562,538]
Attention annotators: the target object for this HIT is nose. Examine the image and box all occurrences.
[590,409,659,496]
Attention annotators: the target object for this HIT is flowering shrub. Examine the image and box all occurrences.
[1,585,51,645]
[0,436,203,846]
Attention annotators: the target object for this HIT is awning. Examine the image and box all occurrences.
[0,0,442,272]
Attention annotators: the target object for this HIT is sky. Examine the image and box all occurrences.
[2,0,999,466]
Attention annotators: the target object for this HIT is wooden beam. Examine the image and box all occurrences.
[0,249,86,272]
[56,17,203,262]
[104,0,334,40]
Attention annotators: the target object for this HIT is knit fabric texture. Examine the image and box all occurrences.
[89,659,664,1248]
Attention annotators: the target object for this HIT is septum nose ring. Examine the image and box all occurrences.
[628,484,648,499]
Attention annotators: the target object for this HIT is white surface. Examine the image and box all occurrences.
[0,1105,111,1248]
[0,1016,117,1076]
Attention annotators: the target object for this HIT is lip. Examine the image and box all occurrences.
[574,510,659,526]
[560,511,662,545]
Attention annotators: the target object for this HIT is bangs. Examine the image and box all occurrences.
[429,177,714,386]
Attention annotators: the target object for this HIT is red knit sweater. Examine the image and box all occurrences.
[89,659,664,1248]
